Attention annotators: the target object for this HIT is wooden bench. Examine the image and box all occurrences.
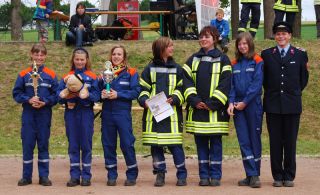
[95,26,160,32]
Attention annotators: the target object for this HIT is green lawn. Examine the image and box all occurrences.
[0,39,319,156]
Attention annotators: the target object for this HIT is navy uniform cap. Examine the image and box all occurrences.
[272,22,293,34]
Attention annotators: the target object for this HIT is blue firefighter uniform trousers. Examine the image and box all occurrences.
[101,111,138,181]
[151,146,187,179]
[234,99,262,176]
[194,135,222,180]
[21,107,51,180]
[65,105,94,180]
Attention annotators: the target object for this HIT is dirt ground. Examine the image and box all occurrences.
[0,156,319,195]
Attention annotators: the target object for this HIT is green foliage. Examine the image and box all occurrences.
[0,2,11,30]
[220,0,230,8]
[140,0,158,22]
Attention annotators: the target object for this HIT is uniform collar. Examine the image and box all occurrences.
[197,48,222,58]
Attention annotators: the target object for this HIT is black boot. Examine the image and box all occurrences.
[199,178,210,186]
[81,178,91,186]
[238,177,251,186]
[39,177,52,186]
[154,172,165,187]
[66,178,80,187]
[176,178,187,186]
[18,178,32,186]
[249,176,261,188]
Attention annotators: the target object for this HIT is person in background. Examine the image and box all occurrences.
[228,32,263,188]
[99,45,140,186]
[58,48,99,187]
[138,37,187,187]
[273,0,299,28]
[66,2,93,47]
[33,0,53,43]
[13,43,58,186]
[261,22,309,187]
[314,0,320,39]
[183,26,232,187]
[238,0,261,38]
[210,8,230,53]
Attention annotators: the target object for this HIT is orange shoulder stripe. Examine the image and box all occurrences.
[127,67,137,76]
[19,67,32,77]
[43,67,56,79]
[231,59,238,66]
[84,70,97,80]
[253,54,263,64]
[62,71,75,79]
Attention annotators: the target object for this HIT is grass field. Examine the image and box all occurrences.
[0,38,319,156]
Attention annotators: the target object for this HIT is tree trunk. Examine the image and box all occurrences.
[292,0,301,38]
[107,0,116,26]
[263,0,275,39]
[11,0,23,41]
[231,0,239,40]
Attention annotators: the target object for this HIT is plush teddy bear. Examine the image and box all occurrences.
[59,74,89,109]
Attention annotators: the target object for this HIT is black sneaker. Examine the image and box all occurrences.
[18,178,32,186]
[249,176,261,188]
[176,178,187,186]
[238,177,250,186]
[283,180,294,187]
[272,180,283,187]
[199,178,210,186]
[81,178,91,186]
[154,172,165,187]
[124,179,136,186]
[39,177,52,186]
[107,179,117,186]
[210,178,221,186]
[66,178,80,187]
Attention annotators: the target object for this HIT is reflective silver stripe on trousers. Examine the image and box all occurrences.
[199,160,209,164]
[210,161,222,165]
[242,155,254,160]
[83,163,91,167]
[255,157,261,162]
[23,159,33,164]
[175,162,185,168]
[70,163,80,167]
[153,161,166,165]
[127,164,138,169]
[105,164,117,168]
[38,159,49,163]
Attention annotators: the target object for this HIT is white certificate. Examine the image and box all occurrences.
[145,91,174,123]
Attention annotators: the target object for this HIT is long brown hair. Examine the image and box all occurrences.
[152,37,173,61]
[109,45,129,67]
[70,48,92,71]
[235,32,255,61]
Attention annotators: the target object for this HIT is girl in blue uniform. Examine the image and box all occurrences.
[13,43,58,186]
[58,48,100,187]
[100,45,140,186]
[227,32,263,188]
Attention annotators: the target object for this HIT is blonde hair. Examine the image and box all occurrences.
[216,8,224,16]
[70,48,92,71]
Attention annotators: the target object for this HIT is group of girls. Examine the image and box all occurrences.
[13,25,263,188]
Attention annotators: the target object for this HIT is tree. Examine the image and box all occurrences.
[263,0,274,39]
[0,3,11,31]
[230,0,239,40]
[292,0,301,38]
[11,0,23,41]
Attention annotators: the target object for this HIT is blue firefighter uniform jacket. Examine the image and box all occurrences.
[229,54,264,176]
[138,59,185,146]
[99,67,140,181]
[58,68,100,180]
[183,48,232,135]
[12,64,58,180]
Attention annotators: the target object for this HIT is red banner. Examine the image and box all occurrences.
[117,1,140,40]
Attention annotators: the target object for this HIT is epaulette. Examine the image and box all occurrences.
[63,71,75,79]
[84,70,97,80]
[231,59,237,66]
[19,67,32,77]
[127,67,137,76]
[43,67,56,79]
[253,54,263,64]
[296,47,306,52]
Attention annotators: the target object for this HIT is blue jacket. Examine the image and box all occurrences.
[13,64,58,109]
[33,0,53,21]
[229,54,263,105]
[58,69,100,107]
[210,19,230,38]
[99,67,140,113]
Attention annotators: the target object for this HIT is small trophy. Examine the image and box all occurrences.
[102,61,114,93]
[31,61,40,98]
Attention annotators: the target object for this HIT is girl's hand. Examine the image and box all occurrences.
[227,103,235,116]
[196,102,206,110]
[166,97,173,105]
[107,89,117,99]
[101,89,108,99]
[234,102,246,111]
